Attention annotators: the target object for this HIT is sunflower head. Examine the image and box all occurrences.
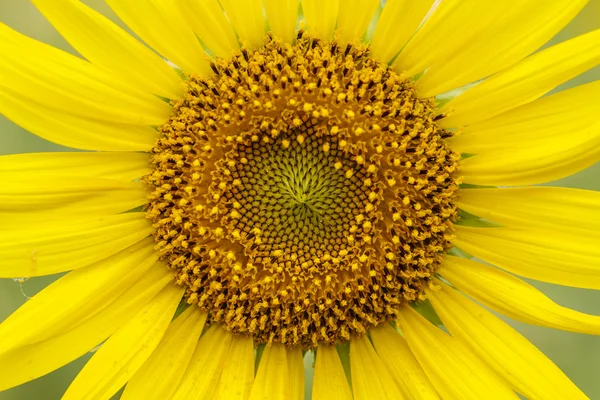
[1,0,599,399]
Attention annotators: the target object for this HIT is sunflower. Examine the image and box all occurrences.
[1,0,600,398]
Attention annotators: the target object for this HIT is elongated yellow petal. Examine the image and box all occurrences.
[176,0,240,58]
[0,24,171,126]
[351,334,405,400]
[214,334,255,400]
[439,256,600,335]
[452,81,600,185]
[458,187,600,235]
[460,125,600,186]
[336,0,379,43]
[0,87,158,152]
[439,28,600,128]
[0,213,152,277]
[105,0,211,75]
[429,282,588,400]
[264,0,299,44]
[0,264,172,391]
[370,324,439,399]
[302,0,340,41]
[454,225,600,289]
[63,284,183,400]
[31,0,183,100]
[122,307,208,400]
[249,344,290,400]
[312,345,352,400]
[394,0,588,97]
[220,0,265,49]
[0,152,151,181]
[0,174,147,226]
[398,308,518,399]
[170,326,233,400]
[288,347,305,400]
[0,238,156,355]
[450,80,600,154]
[371,0,435,64]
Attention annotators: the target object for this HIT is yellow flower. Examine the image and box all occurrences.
[1,0,599,399]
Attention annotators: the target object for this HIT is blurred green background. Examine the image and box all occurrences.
[1,0,599,398]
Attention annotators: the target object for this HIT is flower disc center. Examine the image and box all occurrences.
[145,32,461,347]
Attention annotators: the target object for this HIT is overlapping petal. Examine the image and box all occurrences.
[105,0,211,75]
[302,0,340,41]
[429,282,588,399]
[397,307,519,399]
[337,0,380,44]
[394,0,588,97]
[0,173,147,225]
[0,239,156,355]
[439,28,600,128]
[62,284,183,400]
[220,0,265,49]
[176,0,239,58]
[264,0,299,45]
[122,307,207,400]
[457,186,600,234]
[439,256,600,334]
[31,0,184,99]
[0,152,152,181]
[0,213,152,277]
[370,0,434,64]
[170,326,233,400]
[0,23,172,126]
[0,264,173,391]
[312,345,353,400]
[454,225,600,289]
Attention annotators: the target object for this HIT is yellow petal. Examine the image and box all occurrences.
[220,0,265,50]
[0,152,152,181]
[312,345,352,400]
[371,0,435,64]
[370,324,439,399]
[0,174,147,226]
[394,0,588,97]
[429,282,588,400]
[31,0,183,100]
[176,0,240,59]
[397,307,519,400]
[170,325,233,400]
[302,0,340,41]
[0,87,158,152]
[439,255,600,335]
[439,28,600,128]
[0,24,171,126]
[450,80,600,154]
[0,264,173,391]
[458,187,600,235]
[454,225,600,289]
[105,0,211,76]
[264,0,299,44]
[460,128,600,186]
[0,213,152,277]
[122,307,208,400]
[249,344,290,400]
[0,238,156,354]
[452,81,600,185]
[336,0,379,44]
[62,284,184,400]
[288,347,305,400]
[214,334,255,400]
[350,334,405,400]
